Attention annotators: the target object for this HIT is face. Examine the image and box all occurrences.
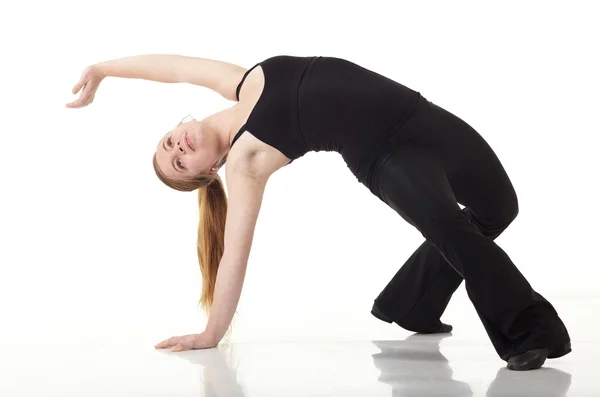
[155,120,220,181]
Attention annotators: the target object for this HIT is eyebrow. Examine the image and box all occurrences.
[162,136,182,173]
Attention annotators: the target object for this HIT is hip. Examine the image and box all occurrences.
[354,94,435,191]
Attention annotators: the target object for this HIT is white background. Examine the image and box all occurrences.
[1,0,598,353]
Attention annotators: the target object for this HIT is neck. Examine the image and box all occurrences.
[203,105,240,158]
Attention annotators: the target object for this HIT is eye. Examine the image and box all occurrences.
[176,159,185,170]
[167,137,173,146]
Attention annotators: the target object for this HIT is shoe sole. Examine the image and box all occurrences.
[371,306,453,333]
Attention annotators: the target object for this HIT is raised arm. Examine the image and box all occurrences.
[67,54,247,107]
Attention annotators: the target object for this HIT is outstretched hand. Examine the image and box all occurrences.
[66,65,105,109]
[155,331,219,352]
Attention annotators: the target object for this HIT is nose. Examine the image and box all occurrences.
[176,140,185,152]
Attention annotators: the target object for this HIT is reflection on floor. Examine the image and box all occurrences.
[163,333,577,397]
[371,335,571,397]
[0,307,592,396]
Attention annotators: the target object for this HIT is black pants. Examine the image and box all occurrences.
[357,95,571,361]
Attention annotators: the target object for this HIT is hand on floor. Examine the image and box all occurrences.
[155,331,218,352]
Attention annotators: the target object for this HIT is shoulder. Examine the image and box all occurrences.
[236,64,265,102]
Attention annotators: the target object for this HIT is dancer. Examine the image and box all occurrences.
[66,54,571,370]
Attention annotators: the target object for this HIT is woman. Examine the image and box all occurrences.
[67,54,571,370]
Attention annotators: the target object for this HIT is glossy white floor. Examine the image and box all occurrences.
[1,294,597,397]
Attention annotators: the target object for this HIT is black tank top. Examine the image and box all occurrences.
[231,55,422,176]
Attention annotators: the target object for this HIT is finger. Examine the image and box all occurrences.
[155,337,178,349]
[156,338,178,348]
[72,78,85,95]
[65,99,81,108]
[67,84,88,108]
[66,98,85,109]
[72,92,94,108]
[171,343,185,352]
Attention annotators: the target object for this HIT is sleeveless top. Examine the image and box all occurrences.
[231,55,422,177]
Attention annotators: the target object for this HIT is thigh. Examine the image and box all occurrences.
[373,144,462,234]
[422,101,519,226]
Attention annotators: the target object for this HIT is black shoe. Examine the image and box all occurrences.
[507,349,549,371]
[420,323,453,334]
[371,303,453,334]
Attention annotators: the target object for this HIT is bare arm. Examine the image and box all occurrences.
[204,162,269,342]
[95,54,247,101]
[153,161,271,352]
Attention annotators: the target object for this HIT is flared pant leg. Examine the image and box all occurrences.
[367,100,571,360]
[373,207,505,334]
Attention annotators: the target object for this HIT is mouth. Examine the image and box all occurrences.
[185,132,194,151]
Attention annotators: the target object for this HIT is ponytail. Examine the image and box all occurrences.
[153,150,234,335]
[197,174,227,316]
